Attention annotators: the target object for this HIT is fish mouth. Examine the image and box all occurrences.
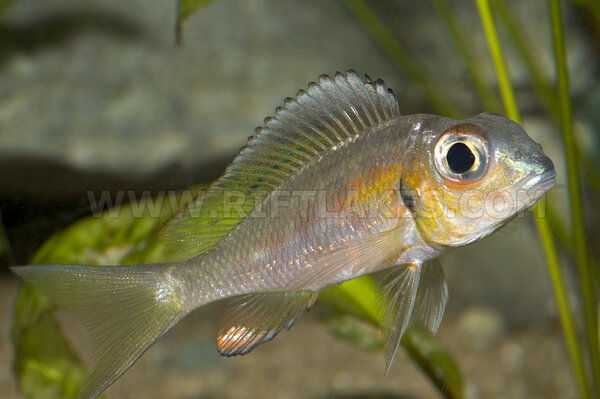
[441,170,557,248]
[518,169,557,207]
[520,169,557,191]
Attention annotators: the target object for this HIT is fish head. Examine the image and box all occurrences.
[401,112,556,248]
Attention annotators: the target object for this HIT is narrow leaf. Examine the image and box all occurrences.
[176,0,217,44]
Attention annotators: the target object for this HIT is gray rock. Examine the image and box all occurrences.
[1,0,592,196]
[0,0,399,196]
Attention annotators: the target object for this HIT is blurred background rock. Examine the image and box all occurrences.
[0,0,597,398]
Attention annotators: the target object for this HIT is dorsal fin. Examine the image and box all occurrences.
[161,71,400,255]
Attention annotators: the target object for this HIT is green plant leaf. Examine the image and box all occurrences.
[401,325,463,399]
[175,0,217,44]
[14,296,86,399]
[320,277,463,399]
[320,276,381,325]
[0,0,14,14]
[320,311,382,351]
[0,215,6,258]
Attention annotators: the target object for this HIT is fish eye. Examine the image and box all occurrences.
[446,142,475,174]
[434,127,489,184]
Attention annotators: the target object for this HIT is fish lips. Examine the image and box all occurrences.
[518,169,557,208]
[444,169,557,247]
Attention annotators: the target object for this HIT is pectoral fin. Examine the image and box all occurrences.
[217,291,317,356]
[374,263,421,374]
[412,259,448,333]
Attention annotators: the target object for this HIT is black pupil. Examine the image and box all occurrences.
[446,142,475,174]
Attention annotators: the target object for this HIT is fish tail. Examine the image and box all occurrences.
[12,263,186,399]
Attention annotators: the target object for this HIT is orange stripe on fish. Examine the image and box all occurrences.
[338,164,404,219]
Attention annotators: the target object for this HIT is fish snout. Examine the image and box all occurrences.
[538,152,555,175]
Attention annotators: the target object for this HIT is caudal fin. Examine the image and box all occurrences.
[12,263,185,399]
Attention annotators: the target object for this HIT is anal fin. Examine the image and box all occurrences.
[217,291,317,356]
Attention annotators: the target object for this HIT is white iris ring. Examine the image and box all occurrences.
[434,133,489,182]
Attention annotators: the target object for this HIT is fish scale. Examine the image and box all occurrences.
[12,71,555,399]
[190,128,406,295]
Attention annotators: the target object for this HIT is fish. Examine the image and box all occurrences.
[12,70,556,399]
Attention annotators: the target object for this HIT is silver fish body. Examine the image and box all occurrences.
[12,71,555,398]
[173,114,434,305]
[172,110,553,304]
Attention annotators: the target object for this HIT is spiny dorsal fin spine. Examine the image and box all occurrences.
[307,80,356,137]
[274,109,326,154]
[160,70,400,254]
[376,80,397,119]
[296,91,341,144]
[262,124,315,160]
[349,72,383,123]
[330,73,371,129]
[280,106,334,151]
[316,75,362,132]
[335,72,375,127]
[298,87,347,142]
[284,96,335,148]
[242,151,299,172]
